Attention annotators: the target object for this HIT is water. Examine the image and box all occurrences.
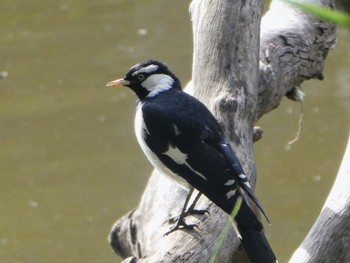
[0,1,349,262]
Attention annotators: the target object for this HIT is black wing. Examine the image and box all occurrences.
[141,91,277,262]
[218,138,270,222]
[141,90,268,220]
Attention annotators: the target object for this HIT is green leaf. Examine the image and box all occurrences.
[285,0,350,27]
[209,197,243,263]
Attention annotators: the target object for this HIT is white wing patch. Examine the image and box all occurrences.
[244,181,251,188]
[238,174,246,179]
[134,106,190,189]
[238,173,251,188]
[224,179,235,186]
[164,145,188,165]
[132,64,159,76]
[163,145,208,182]
[226,189,237,199]
[173,124,181,136]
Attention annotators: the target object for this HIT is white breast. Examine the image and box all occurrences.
[134,104,190,189]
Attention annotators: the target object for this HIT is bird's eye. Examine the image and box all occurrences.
[137,74,146,81]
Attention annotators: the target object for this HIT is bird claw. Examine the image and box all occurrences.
[164,217,199,236]
[184,207,210,217]
[164,208,209,236]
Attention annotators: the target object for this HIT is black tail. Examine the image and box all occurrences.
[235,201,277,263]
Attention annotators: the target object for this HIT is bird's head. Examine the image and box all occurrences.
[106,60,182,100]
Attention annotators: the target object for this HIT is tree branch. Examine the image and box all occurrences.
[257,0,337,118]
[109,0,337,262]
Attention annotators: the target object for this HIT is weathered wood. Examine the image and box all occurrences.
[109,0,337,262]
[257,0,337,118]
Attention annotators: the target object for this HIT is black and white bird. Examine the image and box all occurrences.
[107,60,277,263]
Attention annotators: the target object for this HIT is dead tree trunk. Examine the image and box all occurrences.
[109,0,337,262]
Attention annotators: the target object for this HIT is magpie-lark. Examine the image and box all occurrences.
[107,60,277,263]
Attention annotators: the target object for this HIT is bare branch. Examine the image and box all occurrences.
[257,0,337,118]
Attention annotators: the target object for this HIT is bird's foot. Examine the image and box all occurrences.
[184,205,210,217]
[164,207,209,236]
[164,216,198,236]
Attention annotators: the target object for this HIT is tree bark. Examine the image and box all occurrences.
[109,0,337,262]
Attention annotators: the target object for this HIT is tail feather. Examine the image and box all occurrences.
[237,225,277,263]
[235,201,277,263]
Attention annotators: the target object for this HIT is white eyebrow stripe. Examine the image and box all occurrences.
[131,64,159,76]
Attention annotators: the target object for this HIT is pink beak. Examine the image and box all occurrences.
[106,78,130,87]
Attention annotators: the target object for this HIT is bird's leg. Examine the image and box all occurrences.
[164,188,208,236]
[184,191,209,216]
